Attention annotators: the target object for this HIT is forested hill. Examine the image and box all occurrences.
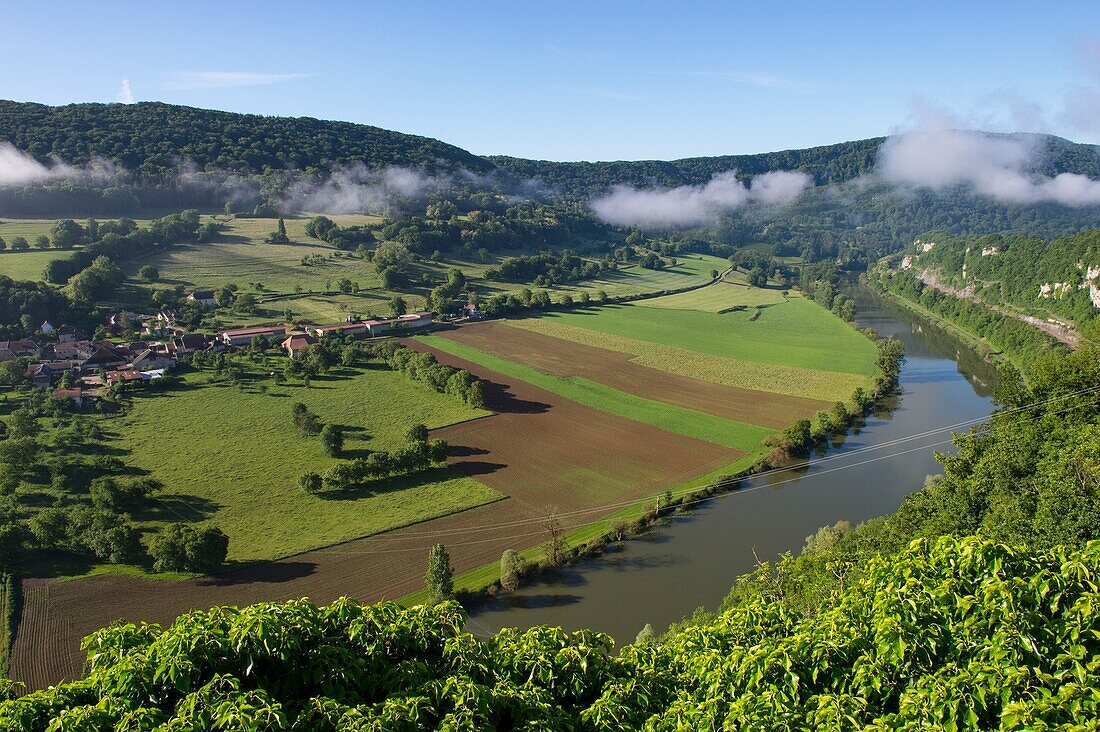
[489,133,1100,197]
[4,100,1100,190]
[895,229,1100,327]
[489,138,883,194]
[0,101,494,176]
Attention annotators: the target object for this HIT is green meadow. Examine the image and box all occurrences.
[519,297,878,376]
[114,365,497,562]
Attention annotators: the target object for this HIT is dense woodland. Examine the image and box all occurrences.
[0,101,491,177]
[4,101,1100,264]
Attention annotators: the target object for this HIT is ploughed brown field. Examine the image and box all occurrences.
[11,342,739,690]
[436,321,831,428]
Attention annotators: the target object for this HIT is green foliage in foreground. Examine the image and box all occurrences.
[3,536,1099,729]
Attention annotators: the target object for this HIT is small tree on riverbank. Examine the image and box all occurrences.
[426,543,454,603]
[500,549,524,591]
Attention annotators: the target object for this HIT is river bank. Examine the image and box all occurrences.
[463,284,997,642]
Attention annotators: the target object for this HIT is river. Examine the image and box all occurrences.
[465,284,998,642]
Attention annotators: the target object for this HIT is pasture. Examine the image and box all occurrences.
[506,309,874,402]
[0,250,58,282]
[639,270,788,311]
[115,365,497,562]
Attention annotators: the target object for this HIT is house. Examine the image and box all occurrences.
[130,349,176,371]
[80,345,131,373]
[53,387,85,407]
[219,325,289,348]
[186,289,218,307]
[27,361,80,387]
[106,369,144,385]
[308,322,369,339]
[281,333,317,358]
[107,311,141,333]
[140,369,166,381]
[363,311,433,337]
[463,304,486,320]
[157,308,180,325]
[46,340,97,362]
[56,325,86,343]
[0,340,42,362]
[39,321,54,335]
[170,333,210,356]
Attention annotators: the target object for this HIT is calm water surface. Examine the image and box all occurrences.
[466,285,997,642]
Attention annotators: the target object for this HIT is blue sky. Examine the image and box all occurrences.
[2,1,1098,161]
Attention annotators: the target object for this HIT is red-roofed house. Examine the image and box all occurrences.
[308,322,369,339]
[53,387,85,407]
[363,311,433,337]
[282,333,317,358]
[219,325,289,347]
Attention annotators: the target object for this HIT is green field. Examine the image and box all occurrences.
[0,250,60,282]
[0,216,729,327]
[516,296,877,375]
[418,334,773,452]
[114,365,498,562]
[639,271,788,311]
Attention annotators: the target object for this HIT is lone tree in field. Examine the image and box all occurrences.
[543,511,567,568]
[425,543,454,603]
[299,471,323,495]
[389,296,408,316]
[320,424,343,457]
[291,402,322,436]
[406,424,429,443]
[138,265,159,282]
[266,217,290,243]
[500,549,524,591]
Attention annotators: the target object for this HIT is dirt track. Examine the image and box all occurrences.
[10,343,738,691]
[438,321,829,428]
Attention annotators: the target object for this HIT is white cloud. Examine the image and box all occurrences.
[590,169,812,227]
[117,78,134,104]
[164,71,314,90]
[877,110,1100,206]
[0,143,65,185]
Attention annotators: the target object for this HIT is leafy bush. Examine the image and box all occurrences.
[5,537,1100,728]
[148,525,229,574]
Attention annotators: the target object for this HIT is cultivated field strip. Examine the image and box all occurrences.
[505,316,870,402]
[10,344,741,690]
[434,321,829,429]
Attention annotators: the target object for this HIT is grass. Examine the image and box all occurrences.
[639,277,788,312]
[125,215,385,293]
[113,364,499,562]
[511,297,878,376]
[503,312,873,402]
[0,250,60,281]
[418,334,774,452]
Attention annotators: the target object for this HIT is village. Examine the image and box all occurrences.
[0,292,437,408]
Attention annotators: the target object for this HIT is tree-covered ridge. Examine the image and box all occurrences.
[2,536,1098,729]
[0,101,493,177]
[490,134,1100,198]
[895,229,1100,327]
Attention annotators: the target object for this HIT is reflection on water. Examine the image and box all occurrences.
[466,285,996,644]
